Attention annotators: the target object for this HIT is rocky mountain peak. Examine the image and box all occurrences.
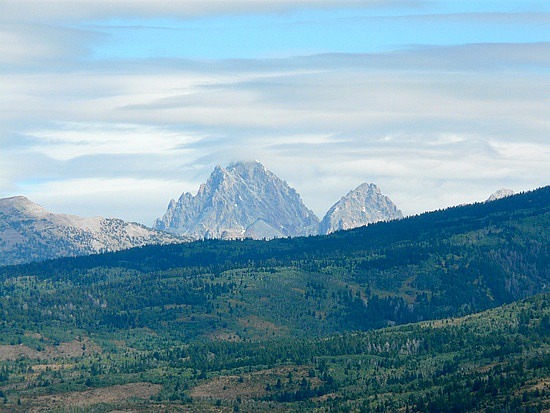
[355,182,381,195]
[486,188,515,202]
[154,161,319,240]
[227,160,267,178]
[319,182,403,235]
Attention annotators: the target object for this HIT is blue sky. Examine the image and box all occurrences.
[90,4,550,60]
[1,0,549,224]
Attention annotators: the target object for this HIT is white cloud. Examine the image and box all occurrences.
[0,23,101,67]
[21,178,197,225]
[1,30,548,223]
[1,1,417,22]
[28,123,203,160]
[489,141,550,162]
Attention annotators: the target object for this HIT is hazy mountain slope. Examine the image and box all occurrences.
[0,196,186,265]
[319,182,403,234]
[155,161,319,239]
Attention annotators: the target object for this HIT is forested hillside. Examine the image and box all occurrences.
[0,187,548,412]
[0,294,548,412]
[1,187,547,341]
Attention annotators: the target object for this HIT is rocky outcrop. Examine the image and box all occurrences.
[486,188,515,202]
[154,161,319,239]
[0,196,186,266]
[319,183,403,235]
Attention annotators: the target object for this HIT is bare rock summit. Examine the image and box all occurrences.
[319,183,403,235]
[486,188,515,202]
[154,161,319,239]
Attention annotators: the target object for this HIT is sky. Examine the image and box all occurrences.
[1,0,549,226]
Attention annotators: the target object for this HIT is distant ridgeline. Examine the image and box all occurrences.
[0,186,547,338]
[0,161,403,265]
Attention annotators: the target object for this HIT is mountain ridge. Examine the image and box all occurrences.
[0,195,187,266]
[155,161,403,240]
[0,162,534,265]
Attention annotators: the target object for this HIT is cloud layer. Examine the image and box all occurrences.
[1,1,548,225]
[2,1,424,21]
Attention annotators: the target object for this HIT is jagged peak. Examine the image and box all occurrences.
[155,161,319,239]
[199,165,234,195]
[354,182,381,194]
[319,182,402,235]
[486,188,514,202]
[209,164,229,179]
[227,160,270,177]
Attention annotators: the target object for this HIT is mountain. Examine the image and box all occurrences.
[0,187,547,412]
[155,161,405,240]
[487,187,515,202]
[319,182,403,234]
[0,163,414,264]
[5,186,547,339]
[154,161,319,239]
[0,196,186,266]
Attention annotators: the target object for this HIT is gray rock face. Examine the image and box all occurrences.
[319,183,403,235]
[154,161,319,239]
[486,188,515,202]
[0,196,186,266]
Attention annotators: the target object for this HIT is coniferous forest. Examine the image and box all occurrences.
[0,187,548,412]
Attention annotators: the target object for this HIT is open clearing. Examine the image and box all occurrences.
[24,382,161,412]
